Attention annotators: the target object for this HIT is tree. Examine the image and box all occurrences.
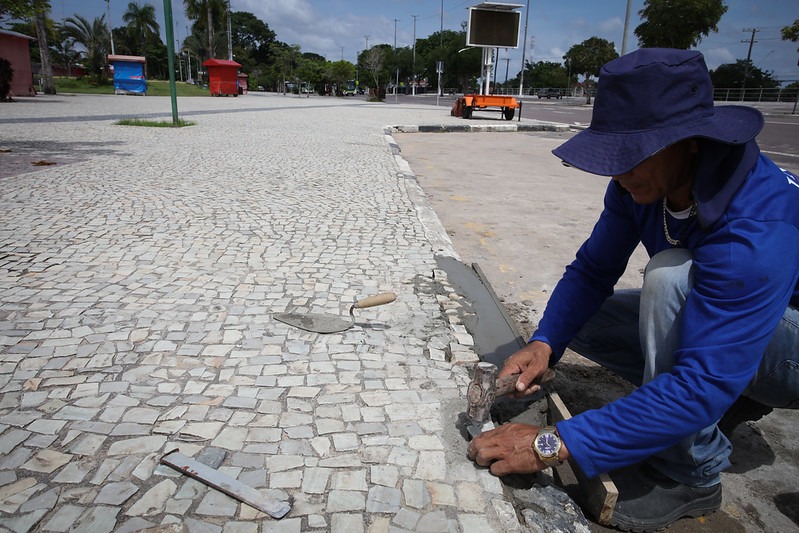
[635,0,727,49]
[272,44,301,93]
[783,19,799,42]
[229,11,276,74]
[51,31,82,77]
[122,2,160,57]
[710,60,779,89]
[362,46,386,100]
[782,18,799,64]
[563,37,618,104]
[33,2,55,93]
[183,0,226,59]
[62,14,109,80]
[0,0,38,20]
[513,60,570,91]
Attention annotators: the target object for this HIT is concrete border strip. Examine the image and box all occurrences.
[383,128,460,260]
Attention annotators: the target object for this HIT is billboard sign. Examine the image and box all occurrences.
[466,4,522,48]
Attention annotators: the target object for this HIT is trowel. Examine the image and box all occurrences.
[273,292,397,333]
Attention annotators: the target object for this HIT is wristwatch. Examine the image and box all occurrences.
[533,426,562,467]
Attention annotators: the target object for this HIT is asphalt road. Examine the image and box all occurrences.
[383,93,799,173]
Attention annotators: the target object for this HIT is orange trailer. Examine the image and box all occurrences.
[451,94,520,120]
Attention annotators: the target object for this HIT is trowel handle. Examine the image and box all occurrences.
[353,292,397,309]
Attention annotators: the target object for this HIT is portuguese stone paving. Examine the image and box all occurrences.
[0,92,566,532]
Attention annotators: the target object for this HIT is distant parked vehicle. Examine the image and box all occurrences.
[536,88,561,99]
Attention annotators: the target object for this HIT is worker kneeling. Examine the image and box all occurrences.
[467,48,799,532]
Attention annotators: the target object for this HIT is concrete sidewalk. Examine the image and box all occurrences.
[0,93,569,533]
[395,129,799,533]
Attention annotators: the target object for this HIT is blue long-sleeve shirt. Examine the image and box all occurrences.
[531,140,799,479]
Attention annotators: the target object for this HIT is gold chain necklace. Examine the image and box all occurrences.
[662,199,697,247]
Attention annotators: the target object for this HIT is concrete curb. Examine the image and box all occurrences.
[387,122,571,134]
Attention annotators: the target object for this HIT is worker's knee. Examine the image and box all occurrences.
[642,249,694,303]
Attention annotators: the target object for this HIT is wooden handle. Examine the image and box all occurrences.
[495,368,556,397]
[353,292,396,309]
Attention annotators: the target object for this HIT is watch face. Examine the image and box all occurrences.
[536,432,559,456]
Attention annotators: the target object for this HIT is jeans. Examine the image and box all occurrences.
[568,248,799,486]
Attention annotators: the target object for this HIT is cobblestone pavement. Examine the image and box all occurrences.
[0,93,566,533]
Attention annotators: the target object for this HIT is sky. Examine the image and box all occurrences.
[40,1,799,84]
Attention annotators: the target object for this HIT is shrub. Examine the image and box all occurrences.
[0,57,14,102]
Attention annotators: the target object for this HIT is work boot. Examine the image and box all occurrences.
[718,395,773,438]
[608,463,721,532]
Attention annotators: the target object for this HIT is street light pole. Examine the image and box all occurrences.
[412,15,417,96]
[621,0,631,55]
[106,0,115,55]
[519,0,529,96]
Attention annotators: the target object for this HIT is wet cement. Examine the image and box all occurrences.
[435,255,525,368]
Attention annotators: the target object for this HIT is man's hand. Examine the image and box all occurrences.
[501,341,554,395]
[467,423,541,476]
[467,423,571,476]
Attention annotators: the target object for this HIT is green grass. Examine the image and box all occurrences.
[55,77,212,97]
[115,118,195,128]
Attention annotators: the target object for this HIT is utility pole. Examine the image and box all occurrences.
[364,35,369,49]
[621,0,632,55]
[502,56,510,84]
[394,19,399,100]
[519,0,530,96]
[177,40,183,80]
[106,0,115,55]
[412,15,417,96]
[226,0,233,61]
[741,28,759,97]
[440,0,443,48]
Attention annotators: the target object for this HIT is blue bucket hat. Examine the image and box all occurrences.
[552,48,764,176]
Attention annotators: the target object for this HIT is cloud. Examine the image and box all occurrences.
[599,16,623,35]
[237,0,316,26]
[234,0,393,60]
[702,47,736,70]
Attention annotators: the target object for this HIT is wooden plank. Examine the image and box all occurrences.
[548,390,618,525]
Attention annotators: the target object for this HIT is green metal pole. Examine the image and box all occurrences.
[163,0,179,124]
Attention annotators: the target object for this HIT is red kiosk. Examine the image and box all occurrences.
[237,73,248,95]
[202,58,242,97]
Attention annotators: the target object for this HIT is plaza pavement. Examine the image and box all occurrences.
[0,92,568,533]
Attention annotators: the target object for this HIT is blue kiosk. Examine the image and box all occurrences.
[108,55,147,95]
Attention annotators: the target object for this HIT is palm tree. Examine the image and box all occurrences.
[183,0,226,59]
[122,2,160,57]
[62,14,110,80]
[33,0,56,94]
[52,33,84,77]
[122,2,159,77]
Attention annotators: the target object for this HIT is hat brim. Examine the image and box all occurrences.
[551,105,764,176]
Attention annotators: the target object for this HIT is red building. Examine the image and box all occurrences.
[202,58,242,96]
[0,29,36,97]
